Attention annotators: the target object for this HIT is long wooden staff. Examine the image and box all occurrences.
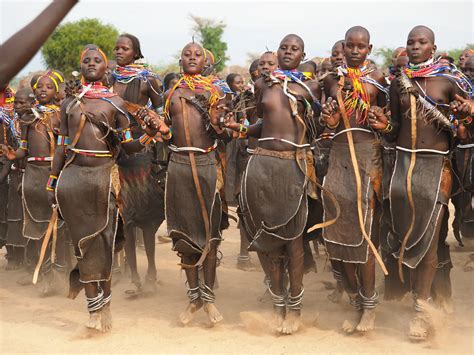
[33,206,58,284]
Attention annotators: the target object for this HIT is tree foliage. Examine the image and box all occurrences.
[191,15,228,72]
[41,18,119,78]
[373,47,394,69]
[445,44,474,64]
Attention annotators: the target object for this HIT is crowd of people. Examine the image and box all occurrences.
[0,0,473,342]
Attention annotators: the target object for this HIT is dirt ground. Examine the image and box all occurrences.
[0,217,473,354]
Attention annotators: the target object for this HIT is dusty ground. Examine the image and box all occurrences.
[0,219,473,354]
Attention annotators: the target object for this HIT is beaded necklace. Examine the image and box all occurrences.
[113,63,162,84]
[403,57,473,96]
[163,74,222,120]
[337,62,387,125]
[81,82,117,99]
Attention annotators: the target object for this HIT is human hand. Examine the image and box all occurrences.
[368,106,389,130]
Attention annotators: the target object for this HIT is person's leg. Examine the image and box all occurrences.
[356,250,377,332]
[281,237,305,334]
[202,241,223,324]
[142,225,157,290]
[84,282,102,331]
[267,248,286,332]
[99,279,113,332]
[179,253,203,325]
[409,205,446,340]
[123,225,140,288]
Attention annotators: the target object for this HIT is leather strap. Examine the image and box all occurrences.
[179,97,212,269]
[398,94,418,282]
[64,102,87,169]
[336,76,388,275]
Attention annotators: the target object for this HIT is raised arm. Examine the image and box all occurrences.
[0,0,78,90]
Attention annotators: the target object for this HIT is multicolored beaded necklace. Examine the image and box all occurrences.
[163,74,222,120]
[113,63,162,84]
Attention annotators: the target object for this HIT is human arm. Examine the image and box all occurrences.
[0,122,29,160]
[47,99,70,205]
[0,159,12,183]
[148,77,163,109]
[0,0,79,90]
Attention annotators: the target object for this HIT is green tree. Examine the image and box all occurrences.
[191,15,228,72]
[373,47,394,69]
[41,18,119,78]
[445,44,474,64]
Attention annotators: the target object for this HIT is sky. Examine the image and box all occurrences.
[1,0,473,77]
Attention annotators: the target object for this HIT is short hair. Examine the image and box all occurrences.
[299,60,317,72]
[226,73,241,88]
[118,33,144,59]
[408,25,435,44]
[332,40,345,51]
[281,34,305,51]
[345,26,370,43]
[163,72,180,91]
[15,88,35,102]
[249,59,259,74]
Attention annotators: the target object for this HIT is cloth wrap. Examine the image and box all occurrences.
[165,151,225,255]
[56,161,121,283]
[6,166,26,247]
[388,150,452,269]
[323,141,382,263]
[239,147,317,253]
[0,160,8,242]
[117,144,166,231]
[22,163,64,240]
[453,145,474,237]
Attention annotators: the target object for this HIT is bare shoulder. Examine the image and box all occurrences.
[110,95,126,109]
[254,77,265,91]
[323,72,338,90]
[369,69,387,86]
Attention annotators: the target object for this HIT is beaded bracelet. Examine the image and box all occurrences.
[19,140,28,151]
[56,135,70,146]
[139,133,155,146]
[239,124,248,138]
[46,175,58,191]
[162,129,173,141]
[381,122,393,134]
[462,116,472,126]
[120,128,133,144]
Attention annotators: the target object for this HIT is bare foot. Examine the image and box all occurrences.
[142,277,157,294]
[236,258,258,272]
[408,313,432,341]
[204,302,223,325]
[179,299,203,325]
[272,306,286,333]
[5,260,20,271]
[356,308,376,332]
[39,272,58,297]
[143,270,158,294]
[85,311,102,331]
[101,304,113,332]
[281,309,301,335]
[17,273,34,286]
[342,311,361,334]
[321,281,336,290]
[327,287,343,303]
[463,256,474,272]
